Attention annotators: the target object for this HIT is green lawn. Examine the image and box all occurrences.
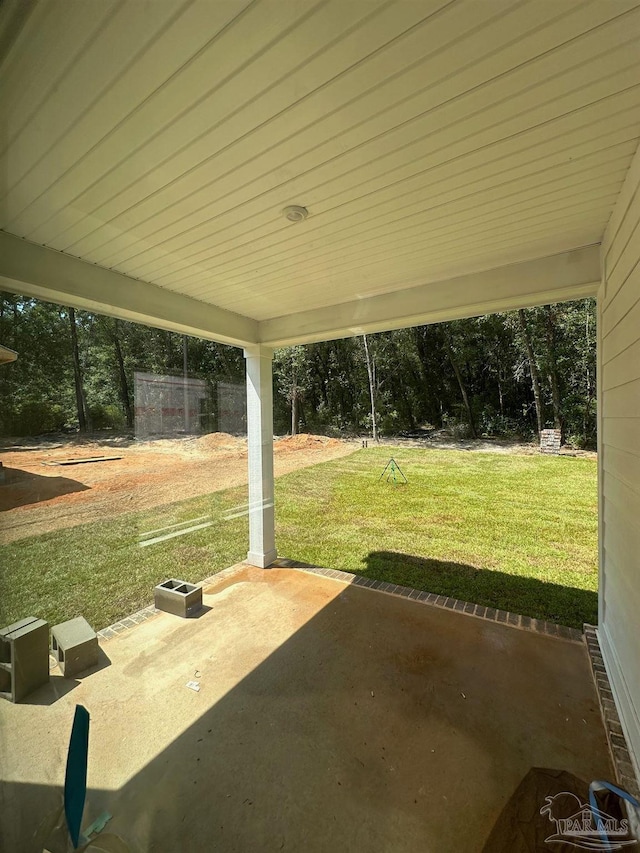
[277,448,598,629]
[0,447,598,631]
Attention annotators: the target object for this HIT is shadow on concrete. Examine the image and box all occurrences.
[361,551,597,628]
[21,648,112,707]
[22,675,81,706]
[0,467,89,511]
[1,571,611,852]
[75,646,112,679]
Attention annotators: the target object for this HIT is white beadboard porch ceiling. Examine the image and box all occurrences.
[1,0,639,327]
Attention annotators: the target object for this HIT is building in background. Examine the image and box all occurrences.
[134,371,209,438]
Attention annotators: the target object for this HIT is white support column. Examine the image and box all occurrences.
[244,346,277,568]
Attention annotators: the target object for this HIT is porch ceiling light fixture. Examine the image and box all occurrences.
[283,205,308,222]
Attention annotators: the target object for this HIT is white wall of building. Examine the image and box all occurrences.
[599,144,640,776]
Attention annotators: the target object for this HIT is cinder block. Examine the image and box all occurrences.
[154,579,203,618]
[540,428,562,454]
[0,617,50,703]
[51,616,98,677]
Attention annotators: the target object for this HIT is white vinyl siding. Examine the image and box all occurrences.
[599,144,640,778]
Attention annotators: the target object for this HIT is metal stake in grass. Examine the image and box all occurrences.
[379,458,407,485]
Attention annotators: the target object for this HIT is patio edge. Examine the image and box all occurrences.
[96,561,584,645]
[95,565,244,641]
[281,561,583,642]
[584,623,640,800]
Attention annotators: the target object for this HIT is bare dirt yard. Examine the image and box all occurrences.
[0,433,357,544]
[380,431,597,458]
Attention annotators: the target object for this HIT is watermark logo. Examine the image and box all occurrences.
[541,792,636,850]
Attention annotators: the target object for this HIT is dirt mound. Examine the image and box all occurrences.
[196,432,245,452]
[0,432,357,543]
[274,433,342,452]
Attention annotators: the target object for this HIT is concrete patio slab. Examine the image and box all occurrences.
[0,567,613,852]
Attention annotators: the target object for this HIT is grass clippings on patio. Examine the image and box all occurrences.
[0,447,597,631]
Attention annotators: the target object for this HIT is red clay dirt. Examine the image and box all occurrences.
[0,433,356,544]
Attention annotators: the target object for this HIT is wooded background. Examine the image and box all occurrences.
[0,292,596,447]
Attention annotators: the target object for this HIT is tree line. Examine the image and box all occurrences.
[0,292,596,447]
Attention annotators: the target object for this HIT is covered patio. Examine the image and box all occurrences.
[1,0,639,848]
[1,566,613,851]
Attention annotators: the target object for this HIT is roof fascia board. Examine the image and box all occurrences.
[259,245,601,347]
[0,231,258,348]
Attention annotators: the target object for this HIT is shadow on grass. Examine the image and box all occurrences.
[361,551,597,630]
[0,467,89,511]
